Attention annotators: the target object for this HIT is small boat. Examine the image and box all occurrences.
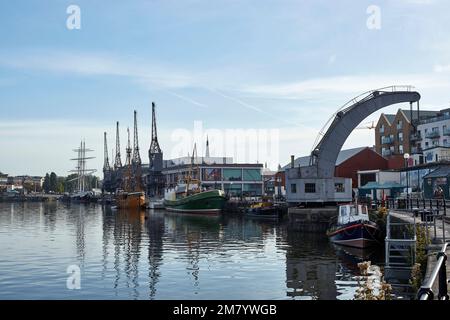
[245,201,283,220]
[148,198,165,210]
[116,191,146,209]
[69,191,93,203]
[326,204,380,248]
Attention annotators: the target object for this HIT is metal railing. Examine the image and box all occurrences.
[420,114,450,125]
[385,210,416,269]
[410,133,422,142]
[310,85,416,153]
[417,242,449,300]
[425,131,441,139]
[363,198,448,244]
[381,137,394,144]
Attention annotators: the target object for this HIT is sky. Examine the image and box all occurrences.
[1,0,450,176]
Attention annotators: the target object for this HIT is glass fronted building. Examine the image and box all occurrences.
[162,163,264,197]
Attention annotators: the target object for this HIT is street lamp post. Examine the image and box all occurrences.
[404,153,410,210]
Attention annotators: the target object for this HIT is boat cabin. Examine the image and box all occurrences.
[337,204,369,225]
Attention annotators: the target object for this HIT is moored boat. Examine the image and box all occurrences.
[245,200,284,220]
[163,143,227,215]
[164,189,226,214]
[115,124,147,210]
[148,198,165,209]
[116,191,146,209]
[326,204,380,248]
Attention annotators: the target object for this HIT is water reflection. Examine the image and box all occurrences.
[0,202,386,300]
[145,211,164,300]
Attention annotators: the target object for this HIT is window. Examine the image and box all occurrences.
[398,132,403,143]
[291,184,297,193]
[243,183,262,196]
[335,183,345,193]
[223,183,242,197]
[223,169,242,181]
[397,120,403,130]
[399,145,404,154]
[305,183,316,193]
[242,169,262,181]
[425,142,429,148]
[380,124,385,134]
[202,168,222,181]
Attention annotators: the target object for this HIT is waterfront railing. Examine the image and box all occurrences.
[417,242,449,300]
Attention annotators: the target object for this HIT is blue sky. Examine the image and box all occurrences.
[1,0,450,176]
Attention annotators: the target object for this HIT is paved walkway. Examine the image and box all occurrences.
[390,210,450,243]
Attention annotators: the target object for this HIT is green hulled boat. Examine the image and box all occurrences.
[164,189,227,214]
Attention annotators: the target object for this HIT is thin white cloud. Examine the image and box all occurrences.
[434,64,450,73]
[240,73,450,100]
[164,90,209,109]
[0,50,195,89]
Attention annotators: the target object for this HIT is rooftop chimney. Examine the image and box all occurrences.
[291,155,295,169]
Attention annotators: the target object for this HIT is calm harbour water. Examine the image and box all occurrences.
[0,202,385,300]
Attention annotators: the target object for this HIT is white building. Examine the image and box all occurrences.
[357,170,402,200]
[413,108,450,164]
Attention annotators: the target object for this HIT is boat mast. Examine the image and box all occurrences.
[132,110,142,192]
[125,127,132,192]
[69,140,96,193]
[186,143,200,196]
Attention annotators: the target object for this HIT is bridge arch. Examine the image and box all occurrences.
[309,86,421,179]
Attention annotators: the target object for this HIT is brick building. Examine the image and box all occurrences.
[375,109,440,168]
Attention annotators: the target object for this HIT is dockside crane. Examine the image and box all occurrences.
[148,102,165,198]
[114,121,123,170]
[102,132,112,193]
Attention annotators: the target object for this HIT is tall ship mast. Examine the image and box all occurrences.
[69,140,97,197]
[114,110,146,210]
[132,110,143,192]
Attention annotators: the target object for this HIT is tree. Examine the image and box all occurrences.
[56,177,65,194]
[49,172,57,192]
[64,174,78,194]
[43,173,50,193]
[89,175,99,190]
[23,182,34,194]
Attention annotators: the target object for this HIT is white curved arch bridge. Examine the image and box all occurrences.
[286,86,421,205]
